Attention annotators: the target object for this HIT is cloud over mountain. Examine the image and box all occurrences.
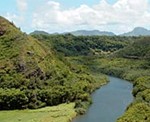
[2,0,150,34]
[31,0,150,33]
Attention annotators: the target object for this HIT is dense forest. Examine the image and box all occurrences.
[0,16,150,121]
[33,33,150,121]
[32,34,138,56]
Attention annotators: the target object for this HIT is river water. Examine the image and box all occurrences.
[73,76,133,122]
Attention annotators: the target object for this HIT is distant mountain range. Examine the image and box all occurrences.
[30,27,150,36]
[30,30,115,36]
[69,30,115,36]
[120,27,150,36]
[30,30,49,35]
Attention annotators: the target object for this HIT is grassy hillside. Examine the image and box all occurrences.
[0,103,76,122]
[0,16,107,111]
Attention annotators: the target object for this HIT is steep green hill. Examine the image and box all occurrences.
[0,16,107,110]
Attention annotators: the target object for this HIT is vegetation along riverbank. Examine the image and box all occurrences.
[32,33,150,121]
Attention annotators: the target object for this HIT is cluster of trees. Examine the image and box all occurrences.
[117,76,150,121]
[0,69,105,110]
[133,76,150,103]
[117,36,150,60]
[117,102,150,122]
[0,85,87,109]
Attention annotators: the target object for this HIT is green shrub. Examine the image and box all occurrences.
[0,88,28,109]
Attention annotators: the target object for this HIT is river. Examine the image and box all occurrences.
[73,76,133,122]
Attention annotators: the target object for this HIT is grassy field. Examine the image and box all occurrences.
[0,103,76,122]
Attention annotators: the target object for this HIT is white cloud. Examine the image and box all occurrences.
[4,13,26,32]
[17,0,27,12]
[32,0,150,34]
[47,1,60,10]
[5,13,24,25]
[3,0,28,32]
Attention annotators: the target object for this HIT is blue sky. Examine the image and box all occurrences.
[0,0,117,10]
[0,0,150,34]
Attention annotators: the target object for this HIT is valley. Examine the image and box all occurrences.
[33,33,150,121]
[0,16,150,122]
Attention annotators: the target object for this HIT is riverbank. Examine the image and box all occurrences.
[85,57,150,121]
[0,103,76,122]
[73,72,108,115]
[68,56,150,121]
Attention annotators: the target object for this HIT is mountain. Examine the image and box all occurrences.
[120,27,150,36]
[0,16,102,110]
[70,30,115,36]
[30,30,49,35]
[0,16,69,109]
[30,27,150,37]
[30,30,115,36]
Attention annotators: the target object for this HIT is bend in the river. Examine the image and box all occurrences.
[73,76,133,122]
